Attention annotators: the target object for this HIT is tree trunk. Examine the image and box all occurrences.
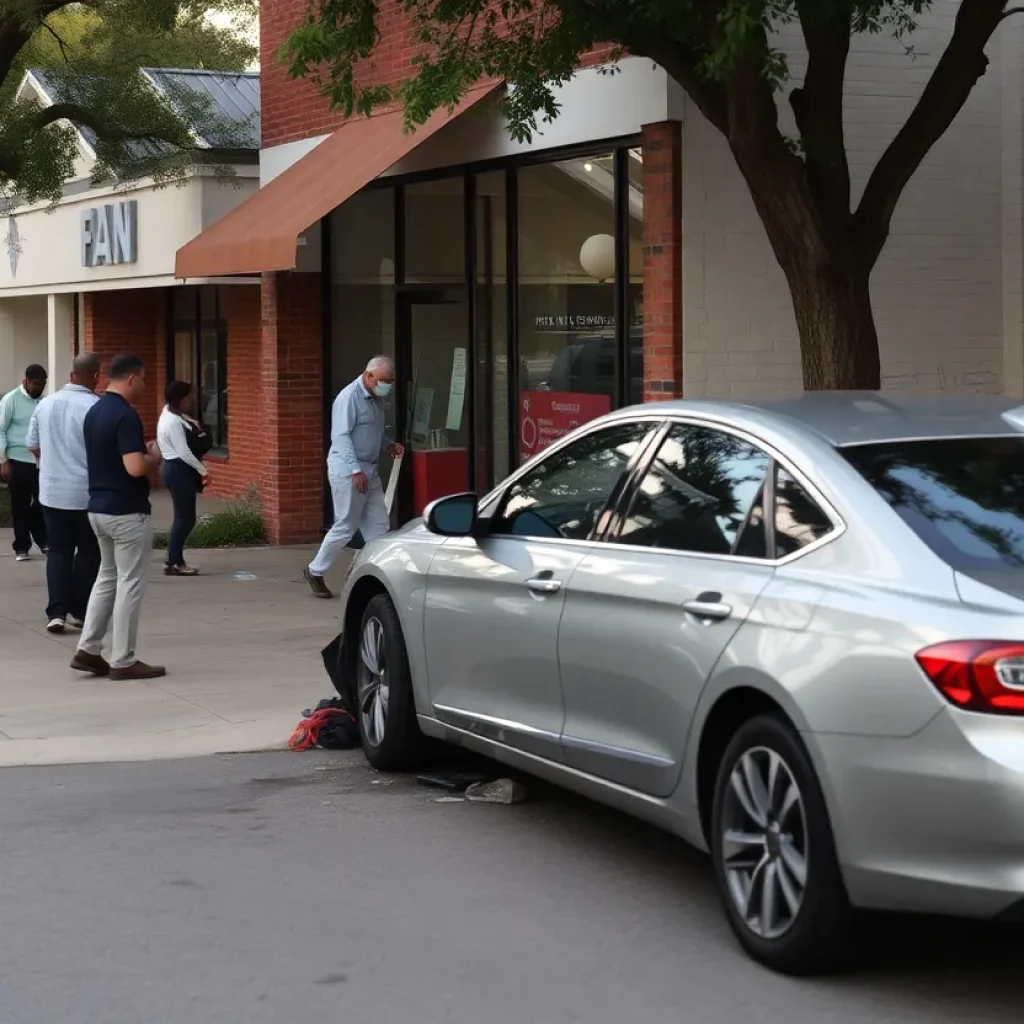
[781,256,881,390]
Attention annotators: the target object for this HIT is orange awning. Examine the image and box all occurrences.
[175,83,501,279]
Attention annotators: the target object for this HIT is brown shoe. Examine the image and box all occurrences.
[110,661,167,681]
[303,568,333,599]
[71,651,110,677]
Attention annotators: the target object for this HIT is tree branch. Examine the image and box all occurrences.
[854,0,1006,266]
[33,102,195,151]
[790,0,852,236]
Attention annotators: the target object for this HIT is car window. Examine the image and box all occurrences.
[733,484,768,559]
[774,467,833,557]
[615,424,771,555]
[842,437,1024,571]
[493,421,655,540]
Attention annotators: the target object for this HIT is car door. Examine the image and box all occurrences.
[556,421,777,797]
[423,418,660,762]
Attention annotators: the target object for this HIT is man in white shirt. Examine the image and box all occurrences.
[26,353,101,634]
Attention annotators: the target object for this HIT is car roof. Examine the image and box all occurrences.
[626,392,1024,446]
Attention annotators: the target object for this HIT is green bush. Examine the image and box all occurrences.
[154,502,267,551]
[0,483,10,529]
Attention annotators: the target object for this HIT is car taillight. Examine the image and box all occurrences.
[915,641,1024,715]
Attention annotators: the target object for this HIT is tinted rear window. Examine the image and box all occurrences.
[842,437,1024,570]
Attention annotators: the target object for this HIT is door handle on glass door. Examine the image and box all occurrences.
[526,577,562,595]
[682,593,732,622]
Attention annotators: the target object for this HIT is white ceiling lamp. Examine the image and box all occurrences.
[579,233,615,282]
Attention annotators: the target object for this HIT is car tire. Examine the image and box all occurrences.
[356,593,425,771]
[710,713,861,976]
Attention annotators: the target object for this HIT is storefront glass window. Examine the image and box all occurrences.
[170,286,228,449]
[329,189,398,488]
[517,155,617,464]
[405,178,465,284]
[627,147,645,406]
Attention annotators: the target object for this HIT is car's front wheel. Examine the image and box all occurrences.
[356,593,424,771]
[710,714,860,975]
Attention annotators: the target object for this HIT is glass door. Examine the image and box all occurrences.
[397,291,471,520]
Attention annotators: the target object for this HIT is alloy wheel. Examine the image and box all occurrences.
[357,616,389,746]
[720,746,809,940]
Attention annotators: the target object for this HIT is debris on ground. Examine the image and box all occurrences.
[233,571,257,580]
[464,778,527,805]
[416,771,491,793]
[288,698,359,751]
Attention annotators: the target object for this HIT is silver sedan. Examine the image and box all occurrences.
[334,393,1024,975]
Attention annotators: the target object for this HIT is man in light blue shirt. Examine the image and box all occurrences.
[0,362,48,559]
[26,354,101,633]
[304,356,404,599]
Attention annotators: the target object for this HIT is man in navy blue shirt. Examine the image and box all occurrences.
[72,354,166,681]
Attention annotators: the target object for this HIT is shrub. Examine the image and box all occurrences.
[154,501,267,551]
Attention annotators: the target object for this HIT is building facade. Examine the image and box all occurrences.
[0,69,262,491]
[177,0,1023,544]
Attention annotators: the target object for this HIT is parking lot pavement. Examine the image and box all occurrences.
[0,537,355,766]
[0,750,1020,1024]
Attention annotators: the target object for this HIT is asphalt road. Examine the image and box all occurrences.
[0,751,1021,1024]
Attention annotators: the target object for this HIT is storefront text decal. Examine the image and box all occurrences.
[81,201,138,268]
[533,315,615,331]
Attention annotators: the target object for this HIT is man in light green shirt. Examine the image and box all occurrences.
[0,363,48,560]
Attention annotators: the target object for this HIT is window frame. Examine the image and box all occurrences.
[598,416,845,566]
[167,286,229,452]
[482,415,664,542]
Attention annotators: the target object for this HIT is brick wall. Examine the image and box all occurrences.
[258,271,324,544]
[262,0,616,148]
[82,289,164,436]
[642,121,683,402]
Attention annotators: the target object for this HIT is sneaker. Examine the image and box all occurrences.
[110,661,166,681]
[46,617,66,634]
[15,552,29,563]
[70,651,110,677]
[67,616,84,630]
[303,568,333,599]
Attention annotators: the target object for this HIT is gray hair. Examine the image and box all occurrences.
[366,355,395,375]
[72,352,100,375]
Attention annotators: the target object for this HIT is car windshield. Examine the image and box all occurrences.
[842,436,1024,571]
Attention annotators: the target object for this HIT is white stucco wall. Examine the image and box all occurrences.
[685,0,1011,398]
[0,169,259,298]
[0,297,47,393]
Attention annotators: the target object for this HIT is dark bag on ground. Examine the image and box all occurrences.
[286,637,360,752]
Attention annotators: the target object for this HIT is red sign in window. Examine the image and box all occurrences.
[519,391,611,461]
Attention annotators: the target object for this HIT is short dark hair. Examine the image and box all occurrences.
[165,380,192,410]
[108,353,144,381]
[24,364,47,381]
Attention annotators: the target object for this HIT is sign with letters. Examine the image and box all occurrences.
[81,200,138,267]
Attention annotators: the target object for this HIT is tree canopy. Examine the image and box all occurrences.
[0,0,258,206]
[283,0,1018,390]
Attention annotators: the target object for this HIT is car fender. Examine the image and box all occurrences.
[339,531,441,712]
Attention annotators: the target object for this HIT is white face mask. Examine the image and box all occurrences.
[372,381,393,399]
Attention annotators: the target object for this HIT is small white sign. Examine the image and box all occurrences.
[446,347,467,432]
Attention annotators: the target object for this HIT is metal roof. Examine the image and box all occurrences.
[27,68,259,153]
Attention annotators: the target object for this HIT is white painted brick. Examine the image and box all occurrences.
[683,0,1013,399]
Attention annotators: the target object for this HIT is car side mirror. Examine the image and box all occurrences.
[424,492,480,537]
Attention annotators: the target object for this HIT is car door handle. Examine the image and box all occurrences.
[682,594,733,622]
[526,577,563,595]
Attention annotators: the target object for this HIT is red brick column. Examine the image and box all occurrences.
[259,271,324,544]
[641,120,683,402]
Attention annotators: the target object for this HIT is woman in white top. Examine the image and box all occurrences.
[157,381,210,576]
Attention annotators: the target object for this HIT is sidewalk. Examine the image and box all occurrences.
[0,532,354,767]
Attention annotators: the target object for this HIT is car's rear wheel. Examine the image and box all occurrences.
[356,594,424,771]
[710,714,861,975]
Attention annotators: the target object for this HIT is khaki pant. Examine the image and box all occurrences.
[80,513,154,670]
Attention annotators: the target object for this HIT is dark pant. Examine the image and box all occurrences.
[42,507,101,622]
[161,459,198,567]
[8,460,46,555]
